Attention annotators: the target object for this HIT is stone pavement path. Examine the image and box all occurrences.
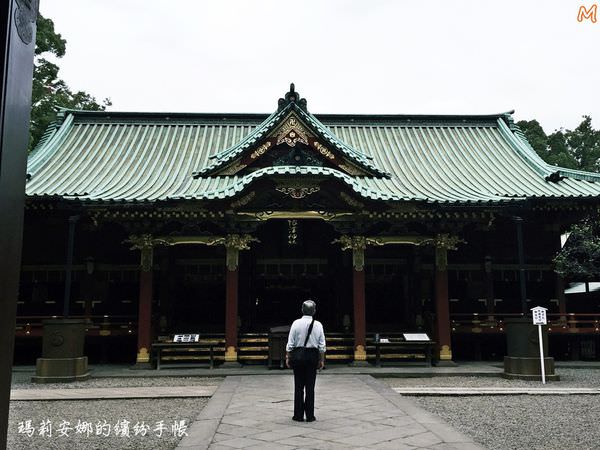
[177,375,483,449]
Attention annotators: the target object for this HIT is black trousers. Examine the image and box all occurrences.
[293,363,317,419]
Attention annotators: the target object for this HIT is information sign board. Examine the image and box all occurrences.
[173,334,199,343]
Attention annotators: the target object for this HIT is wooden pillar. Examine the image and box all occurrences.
[225,244,240,363]
[485,255,495,319]
[435,245,452,362]
[352,246,367,361]
[554,230,567,322]
[218,234,257,365]
[334,235,370,363]
[433,233,462,364]
[136,251,153,365]
[126,234,169,367]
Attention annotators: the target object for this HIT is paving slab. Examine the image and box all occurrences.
[177,375,484,449]
[10,385,217,400]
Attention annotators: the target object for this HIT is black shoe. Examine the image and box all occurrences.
[292,416,304,422]
[306,416,316,422]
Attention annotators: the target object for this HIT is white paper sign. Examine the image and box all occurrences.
[403,333,431,341]
[531,307,547,325]
[173,334,199,343]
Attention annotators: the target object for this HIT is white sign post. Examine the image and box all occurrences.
[531,306,548,384]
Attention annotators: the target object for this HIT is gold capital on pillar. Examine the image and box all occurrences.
[136,347,150,364]
[333,235,383,271]
[125,234,171,271]
[208,234,259,271]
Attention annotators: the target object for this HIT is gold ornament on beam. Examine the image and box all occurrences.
[250,142,272,159]
[313,141,335,160]
[276,185,320,199]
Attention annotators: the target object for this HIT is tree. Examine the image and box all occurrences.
[554,220,600,280]
[516,119,548,157]
[516,119,579,170]
[30,15,110,150]
[565,116,600,172]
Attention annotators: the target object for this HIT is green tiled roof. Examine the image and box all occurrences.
[26,102,600,205]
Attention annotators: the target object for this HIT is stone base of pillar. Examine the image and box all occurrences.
[350,345,370,366]
[130,348,153,370]
[221,346,241,368]
[130,362,153,370]
[434,360,458,367]
[434,345,457,366]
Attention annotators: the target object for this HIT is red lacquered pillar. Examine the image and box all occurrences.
[136,244,154,366]
[224,246,239,363]
[353,259,367,362]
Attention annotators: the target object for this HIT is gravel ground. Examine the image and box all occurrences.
[11,374,223,390]
[412,395,600,450]
[382,369,600,450]
[8,397,207,450]
[382,368,600,388]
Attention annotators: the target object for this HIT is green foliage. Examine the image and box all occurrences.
[516,119,580,170]
[516,119,548,157]
[554,220,600,280]
[30,15,110,150]
[566,116,600,172]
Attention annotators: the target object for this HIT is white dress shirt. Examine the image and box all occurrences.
[286,315,326,353]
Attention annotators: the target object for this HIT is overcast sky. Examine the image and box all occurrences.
[40,0,599,132]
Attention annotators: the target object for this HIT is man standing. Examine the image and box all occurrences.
[286,300,326,422]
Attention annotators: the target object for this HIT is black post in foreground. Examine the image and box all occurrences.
[0,1,38,448]
[504,216,558,381]
[514,216,527,314]
[33,213,88,383]
[63,215,80,317]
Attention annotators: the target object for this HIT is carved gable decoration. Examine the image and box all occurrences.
[275,116,310,147]
[193,84,389,179]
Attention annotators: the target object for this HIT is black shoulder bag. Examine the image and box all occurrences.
[289,318,319,369]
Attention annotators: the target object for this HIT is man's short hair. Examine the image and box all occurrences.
[302,300,316,316]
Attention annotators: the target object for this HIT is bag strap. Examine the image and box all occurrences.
[303,318,315,347]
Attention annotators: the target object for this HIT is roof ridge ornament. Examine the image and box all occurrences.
[278,83,307,112]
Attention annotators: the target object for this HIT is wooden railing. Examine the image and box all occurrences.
[450,312,600,334]
[15,315,137,337]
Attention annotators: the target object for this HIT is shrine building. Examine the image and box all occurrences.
[18,85,600,366]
